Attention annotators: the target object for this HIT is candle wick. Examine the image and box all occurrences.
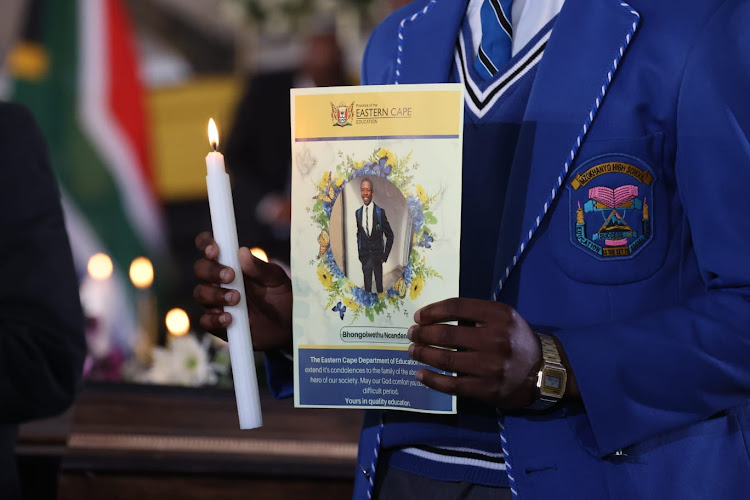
[212,142,218,152]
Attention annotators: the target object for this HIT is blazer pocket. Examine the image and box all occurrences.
[608,412,750,499]
[548,133,669,285]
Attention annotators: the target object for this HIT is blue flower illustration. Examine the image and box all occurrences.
[323,201,333,218]
[372,157,392,176]
[403,262,413,285]
[353,287,378,308]
[407,194,425,234]
[324,249,345,278]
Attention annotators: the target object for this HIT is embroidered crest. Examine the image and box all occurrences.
[569,157,654,259]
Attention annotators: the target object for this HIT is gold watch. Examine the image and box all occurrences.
[526,333,567,411]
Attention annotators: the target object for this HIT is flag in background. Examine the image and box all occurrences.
[6,0,169,363]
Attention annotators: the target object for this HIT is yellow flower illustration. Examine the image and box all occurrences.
[376,147,396,167]
[409,276,424,300]
[353,160,365,169]
[317,265,333,288]
[343,297,359,311]
[416,185,427,204]
[319,171,331,191]
[334,176,345,187]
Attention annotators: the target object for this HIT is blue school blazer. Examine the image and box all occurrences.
[341,0,750,498]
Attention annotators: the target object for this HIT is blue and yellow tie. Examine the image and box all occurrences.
[474,0,514,79]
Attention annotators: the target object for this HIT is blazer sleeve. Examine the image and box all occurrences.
[556,0,750,455]
[0,103,86,423]
[264,350,294,399]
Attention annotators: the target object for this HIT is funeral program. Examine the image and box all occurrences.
[290,84,463,413]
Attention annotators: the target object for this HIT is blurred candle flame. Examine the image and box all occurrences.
[165,308,190,336]
[129,257,154,289]
[208,118,219,150]
[88,253,113,281]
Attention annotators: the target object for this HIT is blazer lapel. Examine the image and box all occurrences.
[493,0,641,297]
[391,0,468,84]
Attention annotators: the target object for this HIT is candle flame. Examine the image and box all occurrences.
[208,118,219,150]
[129,257,154,289]
[165,308,190,336]
[88,253,113,281]
[250,247,269,263]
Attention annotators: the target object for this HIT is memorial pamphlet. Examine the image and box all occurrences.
[290,84,463,413]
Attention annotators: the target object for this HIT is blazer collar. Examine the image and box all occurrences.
[391,0,468,84]
[492,0,641,297]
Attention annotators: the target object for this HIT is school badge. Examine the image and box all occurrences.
[330,101,354,127]
[568,158,654,259]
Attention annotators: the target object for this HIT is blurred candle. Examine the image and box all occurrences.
[205,118,262,429]
[130,257,157,365]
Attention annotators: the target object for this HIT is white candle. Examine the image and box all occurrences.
[205,118,262,429]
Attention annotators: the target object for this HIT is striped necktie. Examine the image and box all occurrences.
[474,0,514,79]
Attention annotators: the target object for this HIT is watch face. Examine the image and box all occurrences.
[545,374,562,389]
[540,365,567,398]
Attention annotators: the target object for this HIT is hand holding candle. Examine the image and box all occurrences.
[205,118,262,429]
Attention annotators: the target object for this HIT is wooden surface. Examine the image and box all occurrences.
[19,382,364,500]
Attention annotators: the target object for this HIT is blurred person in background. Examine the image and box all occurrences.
[1,2,87,497]
[227,26,348,264]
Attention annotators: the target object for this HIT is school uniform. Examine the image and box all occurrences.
[355,0,750,498]
[269,0,750,498]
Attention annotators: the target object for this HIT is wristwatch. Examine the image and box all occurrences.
[526,333,567,411]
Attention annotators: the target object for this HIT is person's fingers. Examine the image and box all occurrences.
[408,343,501,377]
[239,247,291,288]
[415,298,514,326]
[195,231,219,260]
[199,310,230,339]
[193,283,240,307]
[193,257,234,285]
[407,323,494,351]
[415,370,505,402]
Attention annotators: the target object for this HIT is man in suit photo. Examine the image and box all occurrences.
[355,178,394,293]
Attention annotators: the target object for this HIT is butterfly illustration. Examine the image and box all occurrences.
[418,232,434,248]
[317,230,330,258]
[373,157,392,176]
[313,172,335,203]
[332,301,346,320]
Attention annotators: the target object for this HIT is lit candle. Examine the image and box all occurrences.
[205,118,262,429]
[130,257,157,365]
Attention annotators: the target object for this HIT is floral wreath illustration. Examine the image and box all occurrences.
[308,147,443,322]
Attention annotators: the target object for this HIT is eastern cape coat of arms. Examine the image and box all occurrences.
[331,101,354,127]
